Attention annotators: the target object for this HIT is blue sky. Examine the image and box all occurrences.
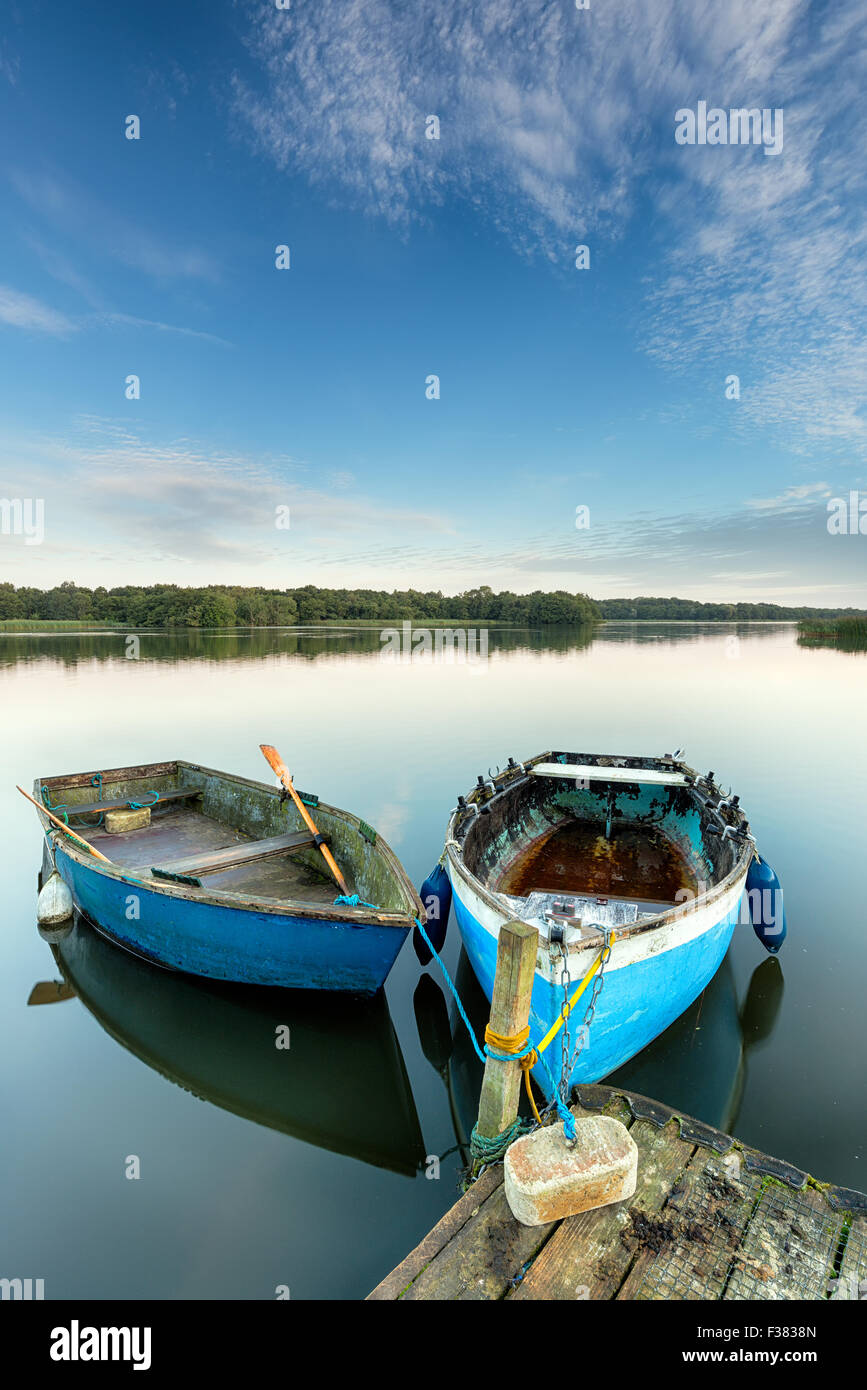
[0,0,865,603]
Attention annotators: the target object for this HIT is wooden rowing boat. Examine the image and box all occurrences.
[34,759,423,994]
[443,751,769,1095]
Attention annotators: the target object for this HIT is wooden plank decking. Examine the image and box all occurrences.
[368,1084,867,1301]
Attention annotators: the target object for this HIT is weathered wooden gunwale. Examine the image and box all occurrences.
[368,1084,867,1301]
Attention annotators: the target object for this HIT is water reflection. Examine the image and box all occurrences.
[0,625,596,667]
[0,620,793,670]
[412,973,471,1167]
[797,629,867,654]
[39,909,787,1182]
[608,955,784,1135]
[31,914,426,1177]
[596,621,787,646]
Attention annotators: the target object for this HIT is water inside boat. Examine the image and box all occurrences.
[459,755,738,936]
[499,819,698,904]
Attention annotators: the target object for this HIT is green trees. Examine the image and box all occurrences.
[5,584,860,628]
[0,582,599,627]
[595,597,863,621]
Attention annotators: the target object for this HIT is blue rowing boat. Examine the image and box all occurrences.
[35,759,422,994]
[443,751,780,1097]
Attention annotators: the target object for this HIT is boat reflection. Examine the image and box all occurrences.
[607,954,784,1134]
[31,914,425,1176]
[415,947,784,1144]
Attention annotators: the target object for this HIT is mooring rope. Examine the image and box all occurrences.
[413,915,578,1158]
[41,774,107,826]
[128,791,160,810]
[467,1117,533,1165]
[413,916,485,1064]
[40,777,160,823]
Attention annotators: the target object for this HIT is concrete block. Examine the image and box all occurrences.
[504,1116,638,1226]
[104,807,151,834]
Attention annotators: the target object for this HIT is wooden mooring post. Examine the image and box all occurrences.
[473,919,639,1222]
[474,919,539,1154]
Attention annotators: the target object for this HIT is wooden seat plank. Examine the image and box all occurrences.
[151,830,328,882]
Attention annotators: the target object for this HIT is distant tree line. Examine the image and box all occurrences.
[0,583,861,628]
[0,582,599,627]
[595,596,866,621]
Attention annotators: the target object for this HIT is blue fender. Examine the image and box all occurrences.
[414,864,452,965]
[745,854,787,954]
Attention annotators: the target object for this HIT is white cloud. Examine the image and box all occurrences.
[0,418,455,574]
[98,313,233,347]
[10,170,220,283]
[234,0,867,453]
[0,284,76,334]
[2,416,861,603]
[748,482,832,511]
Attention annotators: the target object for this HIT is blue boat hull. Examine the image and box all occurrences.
[452,889,741,1097]
[54,846,408,995]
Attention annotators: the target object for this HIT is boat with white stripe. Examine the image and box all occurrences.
[443,751,759,1096]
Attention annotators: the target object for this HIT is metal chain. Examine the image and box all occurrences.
[556,941,572,1107]
[533,927,615,1131]
[565,926,613,1077]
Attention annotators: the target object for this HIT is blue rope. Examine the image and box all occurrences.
[537,1052,577,1142]
[415,917,577,1142]
[414,917,487,1064]
[41,780,160,823]
[334,893,380,910]
[42,774,107,826]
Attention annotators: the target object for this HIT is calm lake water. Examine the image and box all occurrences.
[2,622,864,1299]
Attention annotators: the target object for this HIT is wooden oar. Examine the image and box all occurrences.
[16,785,112,863]
[259,745,350,896]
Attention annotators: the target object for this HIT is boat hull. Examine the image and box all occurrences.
[449,863,747,1096]
[54,845,408,995]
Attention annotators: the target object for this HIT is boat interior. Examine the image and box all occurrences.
[457,754,747,935]
[37,760,413,913]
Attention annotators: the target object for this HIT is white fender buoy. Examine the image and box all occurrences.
[37,870,73,927]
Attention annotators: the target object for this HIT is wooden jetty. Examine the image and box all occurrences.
[369,1082,867,1300]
